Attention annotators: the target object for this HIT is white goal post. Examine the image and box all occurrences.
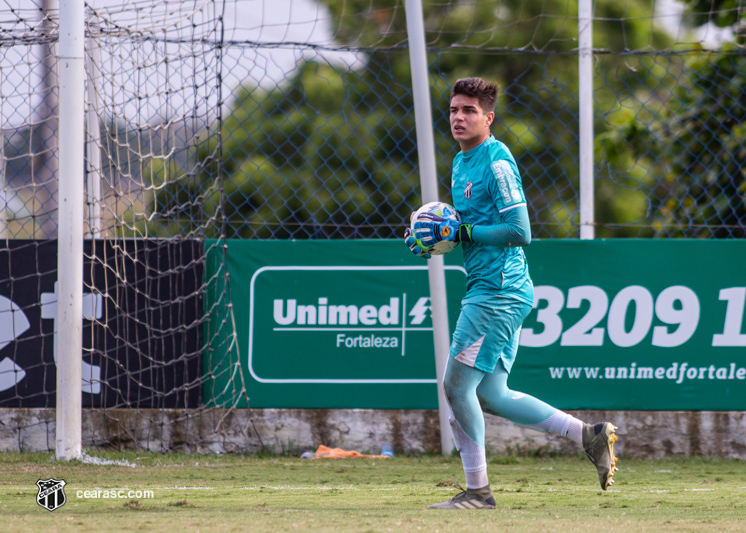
[404,0,455,456]
[56,0,86,461]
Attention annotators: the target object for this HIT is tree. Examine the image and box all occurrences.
[147,58,431,238]
[146,0,675,239]
[318,0,675,237]
[595,3,746,237]
[683,0,745,35]
[656,45,746,237]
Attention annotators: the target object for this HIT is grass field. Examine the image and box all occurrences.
[1,451,745,532]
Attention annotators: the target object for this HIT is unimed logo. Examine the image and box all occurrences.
[273,297,401,326]
[271,295,432,351]
[247,265,467,384]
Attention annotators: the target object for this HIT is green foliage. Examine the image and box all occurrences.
[145,0,689,239]
[184,57,425,238]
[308,0,673,238]
[660,45,746,237]
[682,0,746,33]
[595,42,746,237]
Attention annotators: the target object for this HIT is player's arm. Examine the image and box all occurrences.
[415,203,530,249]
[467,204,531,248]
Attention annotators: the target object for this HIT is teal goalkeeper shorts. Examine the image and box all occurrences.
[449,294,533,374]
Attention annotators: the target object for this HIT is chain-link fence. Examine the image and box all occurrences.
[209,0,745,240]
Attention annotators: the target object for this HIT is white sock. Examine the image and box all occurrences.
[522,411,585,446]
[464,468,489,489]
[448,405,489,489]
[523,411,569,436]
[566,416,585,446]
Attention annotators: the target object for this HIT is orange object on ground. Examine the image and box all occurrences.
[311,445,390,459]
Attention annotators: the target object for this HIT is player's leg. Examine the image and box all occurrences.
[477,354,581,439]
[476,354,619,489]
[426,358,495,509]
[427,296,526,510]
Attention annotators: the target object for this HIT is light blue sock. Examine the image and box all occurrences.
[445,357,583,479]
[443,359,490,488]
[477,362,580,439]
[444,358,487,444]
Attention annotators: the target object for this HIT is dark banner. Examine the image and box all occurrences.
[0,240,203,408]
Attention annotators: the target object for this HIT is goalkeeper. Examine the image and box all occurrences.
[404,77,619,510]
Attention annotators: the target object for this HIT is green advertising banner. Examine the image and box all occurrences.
[205,240,746,411]
[205,240,466,409]
[517,240,746,411]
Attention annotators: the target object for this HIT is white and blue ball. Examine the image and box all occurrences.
[410,201,461,256]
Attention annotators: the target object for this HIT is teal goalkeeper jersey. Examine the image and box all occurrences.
[451,135,533,304]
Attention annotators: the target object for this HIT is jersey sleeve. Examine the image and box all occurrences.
[486,145,526,213]
[471,203,531,247]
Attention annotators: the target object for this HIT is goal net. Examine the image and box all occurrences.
[0,0,251,453]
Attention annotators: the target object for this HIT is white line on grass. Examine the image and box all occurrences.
[127,485,744,494]
[241,486,357,490]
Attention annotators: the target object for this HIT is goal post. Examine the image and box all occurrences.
[56,0,85,461]
[404,0,455,456]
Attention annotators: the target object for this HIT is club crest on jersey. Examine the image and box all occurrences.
[36,478,67,512]
[464,181,473,199]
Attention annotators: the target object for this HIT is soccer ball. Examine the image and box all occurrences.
[410,201,461,256]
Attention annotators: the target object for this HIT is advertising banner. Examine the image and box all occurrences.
[206,240,466,409]
[516,240,746,410]
[211,240,746,411]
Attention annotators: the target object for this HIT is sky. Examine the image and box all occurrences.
[0,0,359,128]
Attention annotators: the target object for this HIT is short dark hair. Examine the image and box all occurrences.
[450,77,499,114]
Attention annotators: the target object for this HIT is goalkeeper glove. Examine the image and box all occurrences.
[404,227,431,259]
[413,216,474,248]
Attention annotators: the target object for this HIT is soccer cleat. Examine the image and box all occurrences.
[583,422,619,490]
[426,486,496,510]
